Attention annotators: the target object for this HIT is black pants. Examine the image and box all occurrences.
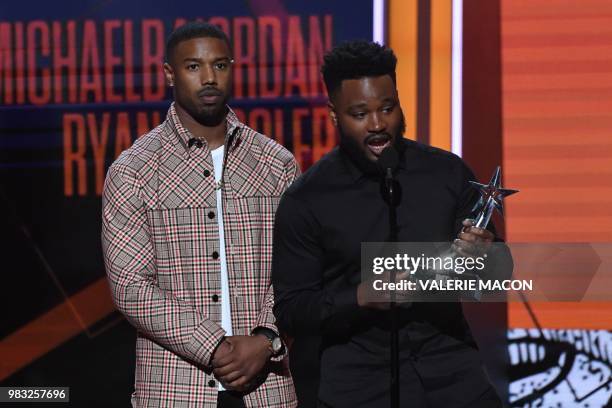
[315,345,504,408]
[217,391,246,408]
[317,386,502,408]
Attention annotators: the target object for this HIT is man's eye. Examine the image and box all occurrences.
[352,112,366,119]
[187,64,199,71]
[382,105,395,113]
[214,62,228,70]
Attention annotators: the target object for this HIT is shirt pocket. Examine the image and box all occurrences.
[146,206,222,307]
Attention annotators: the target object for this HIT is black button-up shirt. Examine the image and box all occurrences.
[272,139,498,407]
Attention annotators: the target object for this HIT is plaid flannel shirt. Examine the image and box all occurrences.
[102,103,299,407]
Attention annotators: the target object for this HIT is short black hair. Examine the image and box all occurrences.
[321,40,397,97]
[165,21,231,63]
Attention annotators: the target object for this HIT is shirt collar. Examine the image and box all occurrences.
[338,140,409,183]
[338,148,370,183]
[168,102,243,154]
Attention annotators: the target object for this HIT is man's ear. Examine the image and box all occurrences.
[328,102,338,126]
[163,62,174,87]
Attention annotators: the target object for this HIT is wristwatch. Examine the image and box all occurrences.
[252,328,283,357]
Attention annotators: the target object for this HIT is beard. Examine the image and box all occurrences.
[338,112,407,177]
[191,98,229,127]
[176,88,230,127]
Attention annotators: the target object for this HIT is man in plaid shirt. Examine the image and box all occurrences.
[102,22,298,407]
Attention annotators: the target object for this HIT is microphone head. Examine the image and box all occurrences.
[377,145,399,172]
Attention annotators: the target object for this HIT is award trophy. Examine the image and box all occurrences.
[424,166,518,298]
[469,166,519,229]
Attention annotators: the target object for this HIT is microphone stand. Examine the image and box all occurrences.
[384,167,400,408]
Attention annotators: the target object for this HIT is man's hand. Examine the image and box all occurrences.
[453,218,495,257]
[357,270,411,310]
[211,338,233,363]
[212,335,271,392]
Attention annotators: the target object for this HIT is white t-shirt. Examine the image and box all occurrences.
[211,145,232,391]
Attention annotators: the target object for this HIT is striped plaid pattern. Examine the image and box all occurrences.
[102,103,299,407]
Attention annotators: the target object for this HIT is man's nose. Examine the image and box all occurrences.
[367,113,386,133]
[201,64,217,85]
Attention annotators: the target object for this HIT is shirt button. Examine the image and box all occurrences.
[212,251,219,260]
[212,294,219,302]
[208,211,215,219]
[208,379,216,387]
[203,169,211,177]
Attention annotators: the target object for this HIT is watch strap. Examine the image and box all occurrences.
[252,327,283,356]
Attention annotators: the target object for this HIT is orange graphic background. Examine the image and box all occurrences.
[502,0,612,329]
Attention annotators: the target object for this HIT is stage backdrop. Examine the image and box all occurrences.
[502,0,612,406]
[0,1,373,406]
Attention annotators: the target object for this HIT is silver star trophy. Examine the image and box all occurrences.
[469,166,519,229]
[422,166,519,300]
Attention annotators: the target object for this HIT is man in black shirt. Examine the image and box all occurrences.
[272,41,504,407]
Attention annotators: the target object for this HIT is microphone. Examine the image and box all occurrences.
[378,146,400,205]
[378,145,402,408]
[378,145,400,174]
